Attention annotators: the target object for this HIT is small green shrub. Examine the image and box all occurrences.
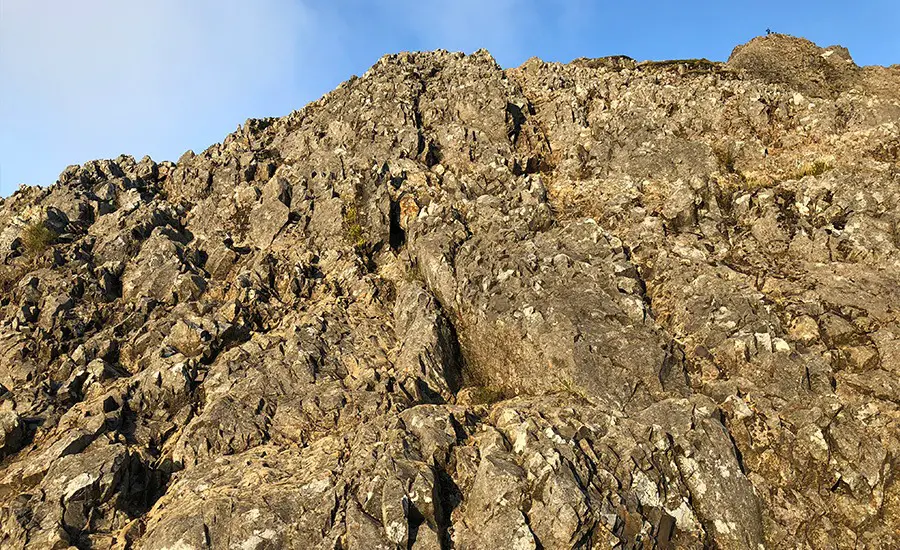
[22,223,56,255]
[343,205,368,249]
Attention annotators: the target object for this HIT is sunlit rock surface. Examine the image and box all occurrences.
[0,34,899,549]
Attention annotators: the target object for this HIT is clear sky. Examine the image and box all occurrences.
[1,1,898,196]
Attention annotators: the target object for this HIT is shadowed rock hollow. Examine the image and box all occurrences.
[1,34,899,549]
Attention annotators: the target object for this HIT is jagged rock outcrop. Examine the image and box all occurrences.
[0,34,898,549]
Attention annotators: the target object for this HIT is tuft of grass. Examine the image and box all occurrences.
[22,222,56,255]
[790,158,833,180]
[713,171,777,201]
[343,205,368,249]
[739,171,775,191]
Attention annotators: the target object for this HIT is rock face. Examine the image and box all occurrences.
[0,34,899,549]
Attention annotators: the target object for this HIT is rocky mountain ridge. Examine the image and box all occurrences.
[0,34,899,549]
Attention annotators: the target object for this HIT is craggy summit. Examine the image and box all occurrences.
[1,34,899,549]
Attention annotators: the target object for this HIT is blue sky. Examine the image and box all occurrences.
[1,1,898,196]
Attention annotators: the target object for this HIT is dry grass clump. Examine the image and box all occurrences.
[789,158,833,179]
[22,222,56,255]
